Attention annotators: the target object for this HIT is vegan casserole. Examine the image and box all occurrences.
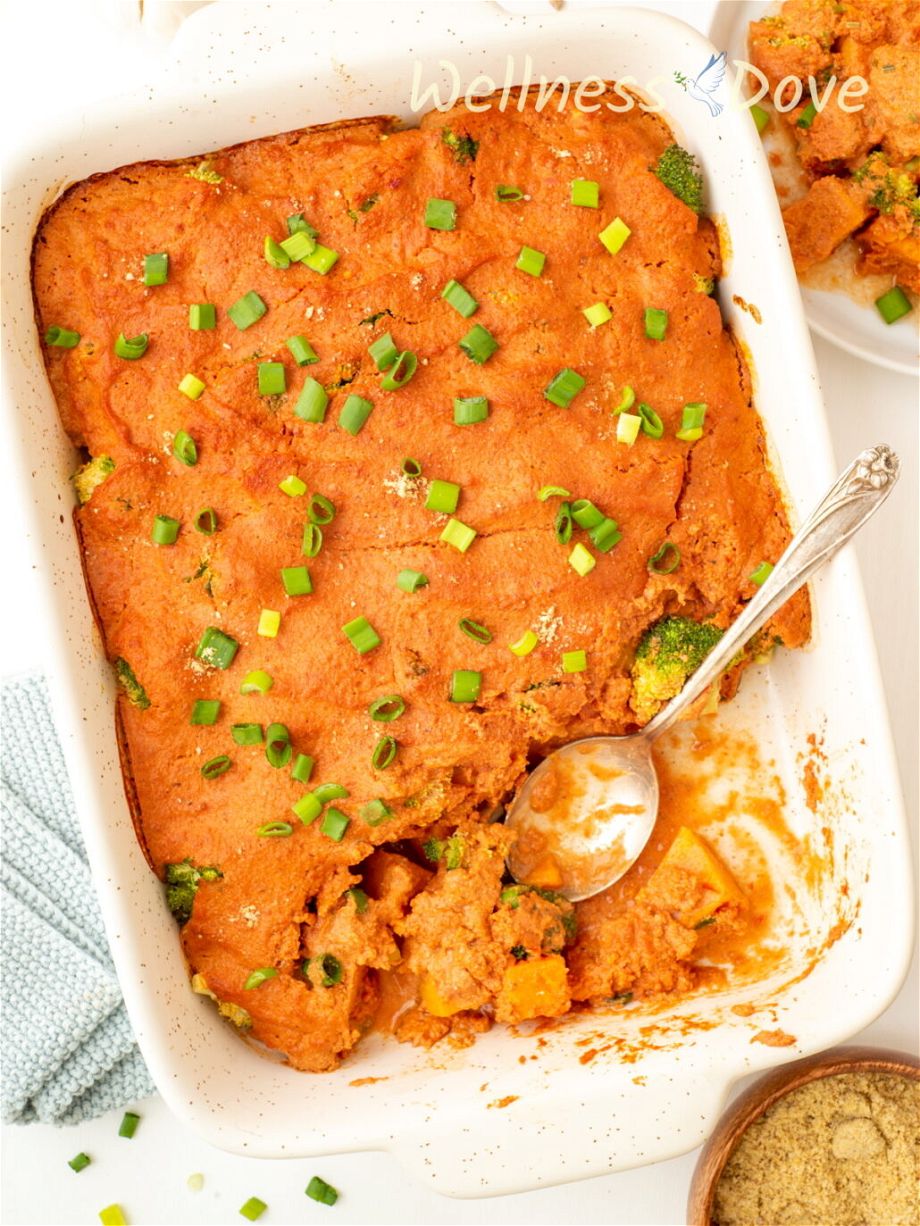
[33,88,809,1072]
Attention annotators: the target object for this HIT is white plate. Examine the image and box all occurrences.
[1,0,913,1196]
[710,0,919,377]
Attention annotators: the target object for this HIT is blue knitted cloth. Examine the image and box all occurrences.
[1,675,154,1124]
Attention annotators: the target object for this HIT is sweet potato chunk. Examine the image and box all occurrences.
[495,955,570,1024]
[857,214,920,292]
[642,826,746,929]
[782,178,872,271]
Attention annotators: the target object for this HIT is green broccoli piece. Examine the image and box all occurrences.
[630,616,724,723]
[692,273,715,295]
[186,161,223,184]
[654,144,704,214]
[854,153,920,220]
[113,658,150,710]
[498,884,577,942]
[423,833,465,870]
[72,455,114,505]
[164,860,222,926]
[442,128,479,164]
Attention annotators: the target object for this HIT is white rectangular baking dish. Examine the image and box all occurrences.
[2,1,912,1197]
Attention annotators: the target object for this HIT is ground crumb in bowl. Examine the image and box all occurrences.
[713,1071,920,1226]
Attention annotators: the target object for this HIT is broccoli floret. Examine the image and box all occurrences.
[442,129,479,165]
[654,144,704,214]
[855,153,920,221]
[423,833,465,870]
[164,860,222,926]
[113,658,150,710]
[692,272,715,295]
[72,455,114,505]
[630,616,724,723]
[186,161,223,184]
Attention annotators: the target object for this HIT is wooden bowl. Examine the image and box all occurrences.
[687,1045,920,1226]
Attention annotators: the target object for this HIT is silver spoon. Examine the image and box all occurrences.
[506,444,900,901]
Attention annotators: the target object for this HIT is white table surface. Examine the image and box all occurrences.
[1,3,917,1224]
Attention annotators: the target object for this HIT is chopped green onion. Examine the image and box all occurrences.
[258,362,286,396]
[562,649,588,673]
[342,615,381,654]
[369,694,406,721]
[516,245,546,277]
[114,332,149,360]
[98,1205,127,1225]
[287,213,317,238]
[302,523,323,557]
[172,430,197,466]
[201,754,232,779]
[459,323,498,364]
[45,325,80,348]
[339,393,373,435]
[68,1153,91,1172]
[571,499,604,529]
[454,395,489,425]
[750,561,774,586]
[554,501,573,544]
[151,514,180,546]
[313,783,349,803]
[589,517,622,553]
[796,100,817,129]
[616,413,641,445]
[257,608,281,638]
[648,542,681,574]
[195,626,239,669]
[368,332,399,371]
[402,457,423,476]
[599,216,632,255]
[509,630,538,657]
[583,302,612,327]
[644,308,669,341]
[281,565,312,596]
[264,235,291,269]
[538,485,571,501]
[361,798,393,825]
[228,291,267,331]
[144,252,168,286]
[372,735,397,770]
[265,723,292,768]
[286,335,318,366]
[232,723,263,745]
[568,542,596,576]
[190,699,221,726]
[118,1112,140,1139]
[256,821,293,838]
[441,279,478,317]
[347,887,369,914]
[458,617,492,644]
[440,518,477,552]
[495,184,525,202]
[613,385,636,414]
[178,373,205,400]
[750,103,770,134]
[243,970,276,991]
[638,402,664,439]
[319,954,343,986]
[676,401,707,442]
[321,807,350,841]
[381,351,417,390]
[291,753,314,783]
[302,244,339,275]
[280,230,316,262]
[279,474,306,496]
[188,304,216,330]
[544,367,585,408]
[875,286,912,324]
[450,670,482,703]
[240,670,273,695]
[571,178,600,208]
[426,479,460,514]
[424,198,457,230]
[292,792,322,825]
[308,493,335,524]
[396,568,428,592]
[306,1176,339,1206]
[294,377,328,422]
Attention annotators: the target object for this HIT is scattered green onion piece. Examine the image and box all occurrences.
[644,308,669,341]
[440,518,477,552]
[244,969,276,991]
[361,798,393,825]
[516,245,546,277]
[544,367,585,408]
[144,252,169,286]
[875,286,912,324]
[554,501,573,544]
[295,377,328,423]
[441,279,478,317]
[453,395,489,425]
[750,103,770,134]
[381,351,418,390]
[307,493,335,525]
[151,514,180,546]
[368,332,398,371]
[616,413,641,445]
[256,821,293,838]
[291,753,314,783]
[750,561,774,586]
[638,403,664,439]
[648,542,681,574]
[571,178,600,208]
[263,235,291,269]
[562,649,588,673]
[257,608,281,638]
[450,669,482,703]
[369,694,406,721]
[495,184,525,202]
[613,385,636,414]
[302,243,339,275]
[583,302,612,327]
[187,1174,205,1193]
[302,522,323,557]
[321,807,350,842]
[194,507,217,535]
[424,197,457,230]
[292,793,322,825]
[347,887,369,914]
[339,393,373,436]
[45,325,80,348]
[68,1153,91,1172]
[114,332,149,360]
[188,304,216,330]
[342,615,381,654]
[228,291,267,331]
[509,630,538,657]
[313,783,349,803]
[286,334,318,366]
[240,670,273,695]
[190,699,221,726]
[538,485,571,501]
[570,499,604,529]
[172,429,197,466]
[372,736,397,770]
[258,362,286,396]
[281,565,312,596]
[568,542,596,576]
[279,230,316,262]
[589,517,622,553]
[118,1112,140,1139]
[195,626,239,669]
[98,1205,127,1225]
[319,954,343,986]
[232,723,263,745]
[201,754,231,780]
[676,401,707,441]
[402,457,423,476]
[396,568,428,592]
[459,323,498,364]
[178,373,205,400]
[306,1176,339,1206]
[796,100,817,129]
[279,474,306,496]
[426,479,460,514]
[287,213,318,238]
[458,617,493,645]
[265,723,292,768]
[599,216,631,255]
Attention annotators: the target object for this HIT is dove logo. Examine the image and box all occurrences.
[674,52,727,117]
